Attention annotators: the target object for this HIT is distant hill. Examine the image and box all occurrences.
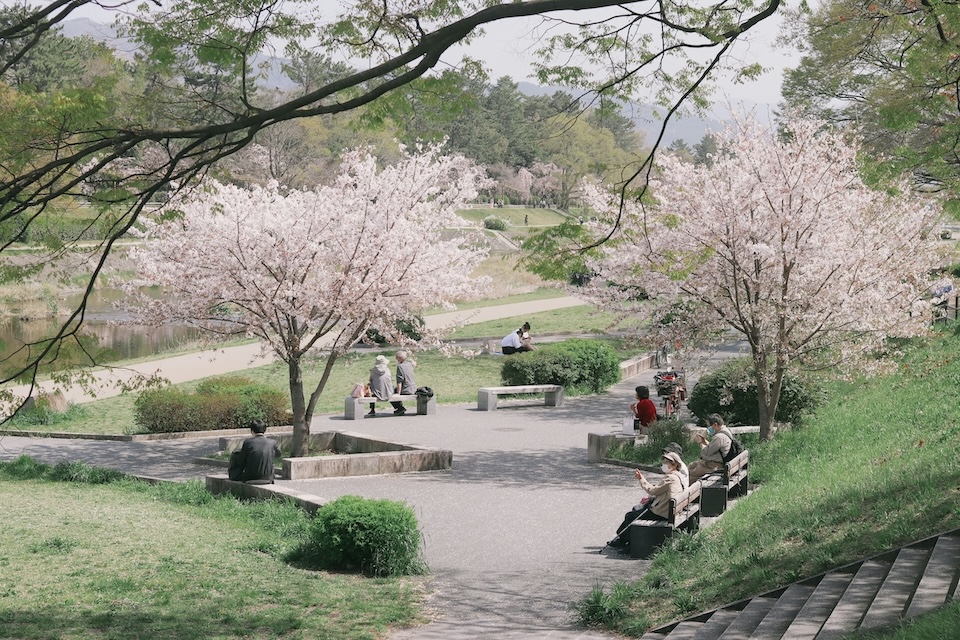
[61,18,757,145]
[60,17,296,90]
[517,80,728,147]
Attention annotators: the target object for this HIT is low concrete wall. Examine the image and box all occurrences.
[219,429,452,481]
[620,353,657,380]
[205,474,328,514]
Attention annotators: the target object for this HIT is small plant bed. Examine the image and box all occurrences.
[604,419,704,467]
[217,430,452,481]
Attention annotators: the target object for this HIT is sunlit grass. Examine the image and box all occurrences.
[0,467,425,640]
[580,328,960,634]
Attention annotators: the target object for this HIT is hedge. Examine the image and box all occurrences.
[134,376,288,433]
[500,338,621,394]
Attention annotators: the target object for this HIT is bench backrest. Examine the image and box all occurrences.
[723,450,749,483]
[667,480,701,526]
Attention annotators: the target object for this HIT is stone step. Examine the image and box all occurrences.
[716,596,777,640]
[747,584,816,639]
[662,621,704,639]
[859,548,930,630]
[905,534,960,618]
[690,609,740,640]
[815,560,891,639]
[780,572,855,640]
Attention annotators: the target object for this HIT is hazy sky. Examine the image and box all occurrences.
[448,12,798,107]
[68,2,798,107]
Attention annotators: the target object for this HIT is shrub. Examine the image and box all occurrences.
[134,377,288,433]
[483,216,508,230]
[365,316,424,346]
[306,495,428,577]
[606,418,700,465]
[500,339,621,394]
[686,357,825,426]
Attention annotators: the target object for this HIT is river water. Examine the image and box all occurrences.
[1,289,203,364]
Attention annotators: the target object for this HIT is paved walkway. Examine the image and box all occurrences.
[0,341,747,639]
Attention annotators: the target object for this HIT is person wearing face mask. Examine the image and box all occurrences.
[605,451,687,551]
[687,413,733,483]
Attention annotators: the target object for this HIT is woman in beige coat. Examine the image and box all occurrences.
[606,451,687,550]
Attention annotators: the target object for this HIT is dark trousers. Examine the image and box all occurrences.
[610,505,666,546]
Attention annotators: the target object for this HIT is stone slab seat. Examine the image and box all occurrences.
[700,449,750,517]
[476,384,564,411]
[629,480,702,559]
[343,393,436,420]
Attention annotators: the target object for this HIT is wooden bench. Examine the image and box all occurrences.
[343,394,436,420]
[700,450,749,517]
[629,480,702,559]
[477,384,564,411]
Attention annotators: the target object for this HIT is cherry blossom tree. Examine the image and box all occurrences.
[124,144,489,456]
[582,117,943,440]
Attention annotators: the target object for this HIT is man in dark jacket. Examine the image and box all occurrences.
[228,419,282,484]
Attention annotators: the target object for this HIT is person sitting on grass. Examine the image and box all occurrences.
[228,418,281,484]
[687,413,733,483]
[501,322,535,355]
[606,451,687,551]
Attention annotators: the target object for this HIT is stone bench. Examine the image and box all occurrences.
[343,393,436,420]
[477,384,564,411]
[629,480,702,559]
[700,449,749,517]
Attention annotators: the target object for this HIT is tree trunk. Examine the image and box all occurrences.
[753,362,785,442]
[288,356,309,458]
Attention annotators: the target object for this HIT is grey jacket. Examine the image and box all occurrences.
[369,364,393,400]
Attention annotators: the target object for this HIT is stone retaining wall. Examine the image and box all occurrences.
[219,430,453,481]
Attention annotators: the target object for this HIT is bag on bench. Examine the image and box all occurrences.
[415,386,434,398]
[722,435,744,464]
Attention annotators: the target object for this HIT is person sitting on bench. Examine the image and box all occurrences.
[606,451,687,550]
[688,413,733,483]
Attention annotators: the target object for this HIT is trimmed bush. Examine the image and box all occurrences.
[500,338,621,394]
[483,216,508,230]
[134,376,288,433]
[607,418,700,465]
[686,357,825,426]
[365,316,424,347]
[307,495,428,577]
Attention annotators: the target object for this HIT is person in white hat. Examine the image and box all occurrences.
[367,354,393,417]
[606,451,688,551]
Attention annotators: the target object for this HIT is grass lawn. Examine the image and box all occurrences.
[0,460,424,640]
[580,328,960,636]
[10,350,507,435]
[458,207,568,227]
[448,304,628,340]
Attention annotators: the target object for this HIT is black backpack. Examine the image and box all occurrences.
[415,386,434,398]
[721,432,744,464]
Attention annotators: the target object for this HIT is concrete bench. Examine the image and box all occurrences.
[477,384,564,411]
[701,449,749,517]
[629,480,702,559]
[343,394,436,420]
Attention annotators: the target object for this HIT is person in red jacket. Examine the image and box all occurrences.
[631,385,658,432]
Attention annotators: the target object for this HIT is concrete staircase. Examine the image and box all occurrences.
[642,529,960,639]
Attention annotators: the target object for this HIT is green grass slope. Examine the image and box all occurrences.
[585,329,960,637]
